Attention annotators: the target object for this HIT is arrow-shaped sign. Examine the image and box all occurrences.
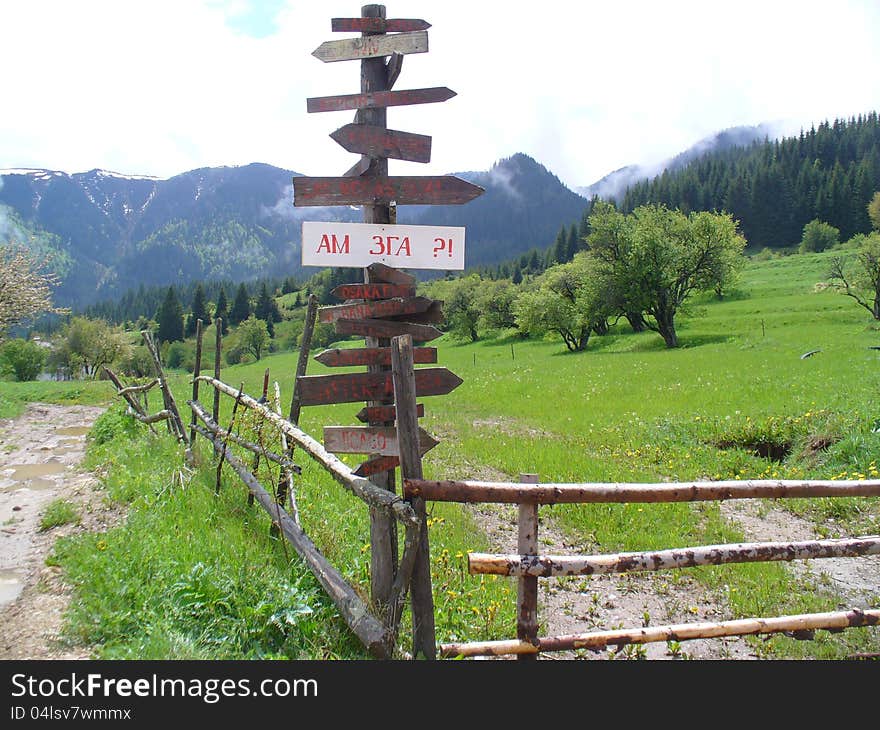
[323,425,438,456]
[307,87,456,114]
[367,263,416,286]
[293,175,484,207]
[297,367,462,406]
[354,455,401,478]
[356,404,425,423]
[315,347,437,368]
[319,296,432,323]
[334,318,442,342]
[330,124,432,163]
[312,31,428,63]
[331,17,431,33]
[331,282,416,300]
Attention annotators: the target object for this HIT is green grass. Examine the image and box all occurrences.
[0,379,113,419]
[21,249,880,658]
[38,499,81,532]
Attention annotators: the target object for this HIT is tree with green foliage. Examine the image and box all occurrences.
[513,253,610,352]
[429,274,483,342]
[828,232,880,320]
[869,192,880,231]
[476,279,519,332]
[799,219,840,253]
[236,315,270,360]
[185,283,209,337]
[588,202,747,348]
[49,316,130,379]
[213,286,229,334]
[0,338,47,381]
[229,283,251,325]
[155,286,184,344]
[254,282,281,337]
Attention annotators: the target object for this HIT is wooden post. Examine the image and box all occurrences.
[141,330,188,445]
[517,473,540,660]
[289,295,319,426]
[102,366,159,436]
[249,368,270,508]
[392,334,436,659]
[216,382,244,494]
[212,318,223,425]
[357,3,399,619]
[189,318,204,449]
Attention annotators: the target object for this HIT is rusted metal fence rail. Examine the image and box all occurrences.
[403,476,880,659]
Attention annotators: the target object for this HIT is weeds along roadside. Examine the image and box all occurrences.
[48,399,514,659]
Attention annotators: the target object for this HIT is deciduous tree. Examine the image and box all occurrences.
[0,244,67,339]
[828,232,880,320]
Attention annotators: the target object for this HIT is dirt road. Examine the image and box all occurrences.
[0,402,114,659]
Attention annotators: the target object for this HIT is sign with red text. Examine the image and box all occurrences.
[301,221,465,270]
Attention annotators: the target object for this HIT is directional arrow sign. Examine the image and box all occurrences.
[294,175,483,207]
[335,318,442,342]
[319,297,432,323]
[367,263,416,286]
[315,347,437,368]
[356,404,425,423]
[354,455,400,478]
[331,17,431,33]
[323,426,438,456]
[386,300,444,325]
[331,282,415,300]
[307,87,456,113]
[312,31,428,63]
[297,367,462,406]
[331,124,432,163]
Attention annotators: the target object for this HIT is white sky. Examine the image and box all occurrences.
[1,0,879,190]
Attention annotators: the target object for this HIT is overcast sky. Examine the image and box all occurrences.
[2,0,879,190]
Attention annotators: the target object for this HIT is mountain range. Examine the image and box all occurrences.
[0,124,779,308]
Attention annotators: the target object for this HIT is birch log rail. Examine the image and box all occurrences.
[440,608,880,658]
[403,478,880,503]
[468,536,880,577]
[193,375,419,528]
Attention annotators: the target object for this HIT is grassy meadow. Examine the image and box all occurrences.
[35,249,880,658]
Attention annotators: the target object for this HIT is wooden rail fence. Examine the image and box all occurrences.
[402,476,880,658]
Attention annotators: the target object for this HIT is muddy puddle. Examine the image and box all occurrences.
[0,570,25,606]
[1,463,66,492]
[54,427,90,437]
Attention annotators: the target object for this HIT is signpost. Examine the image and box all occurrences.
[296,4,481,658]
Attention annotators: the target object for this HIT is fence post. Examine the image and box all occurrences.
[212,318,223,426]
[141,330,188,446]
[517,473,540,660]
[250,368,271,509]
[189,318,204,451]
[392,334,436,659]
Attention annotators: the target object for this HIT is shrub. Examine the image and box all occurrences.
[799,219,840,253]
[0,338,47,381]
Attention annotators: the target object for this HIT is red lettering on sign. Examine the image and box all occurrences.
[316,233,350,255]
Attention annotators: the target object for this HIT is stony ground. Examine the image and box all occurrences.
[0,403,117,659]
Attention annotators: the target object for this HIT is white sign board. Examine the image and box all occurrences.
[301,221,466,270]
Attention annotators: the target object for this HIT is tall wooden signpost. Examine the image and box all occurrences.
[294,5,482,659]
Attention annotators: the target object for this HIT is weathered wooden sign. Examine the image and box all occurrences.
[331,17,431,33]
[354,455,401,478]
[298,367,461,406]
[294,175,482,207]
[366,262,416,286]
[302,221,466,269]
[306,87,456,113]
[315,347,437,367]
[323,425,438,456]
[334,318,442,342]
[331,282,415,300]
[313,31,428,63]
[330,124,432,163]
[356,404,425,423]
[318,296,433,323]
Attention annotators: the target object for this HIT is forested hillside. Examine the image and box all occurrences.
[619,113,880,249]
